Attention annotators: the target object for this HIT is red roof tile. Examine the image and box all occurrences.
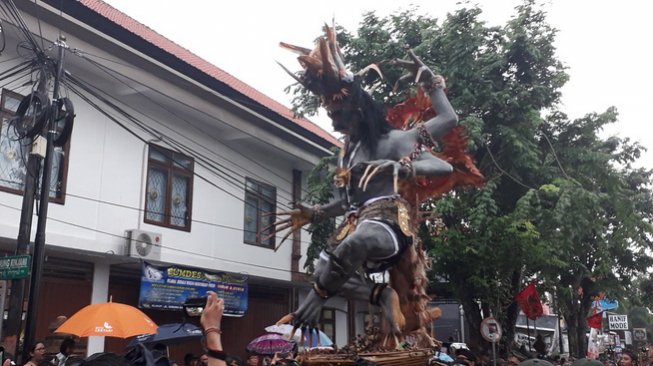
[77,0,340,147]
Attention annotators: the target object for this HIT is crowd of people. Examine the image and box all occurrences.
[0,293,303,366]
[439,344,651,366]
[1,295,650,366]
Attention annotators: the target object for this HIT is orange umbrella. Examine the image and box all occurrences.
[55,301,158,338]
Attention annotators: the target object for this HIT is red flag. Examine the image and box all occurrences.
[586,311,603,329]
[515,282,543,320]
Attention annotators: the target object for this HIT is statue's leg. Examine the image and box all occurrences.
[317,220,399,292]
[291,221,398,327]
[339,276,406,335]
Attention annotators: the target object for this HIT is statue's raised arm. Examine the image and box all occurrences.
[394,49,458,140]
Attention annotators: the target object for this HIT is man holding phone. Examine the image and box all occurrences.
[200,292,227,366]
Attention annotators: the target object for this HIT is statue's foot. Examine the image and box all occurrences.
[377,286,405,334]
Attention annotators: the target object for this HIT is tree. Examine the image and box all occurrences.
[302,148,338,273]
[516,108,653,356]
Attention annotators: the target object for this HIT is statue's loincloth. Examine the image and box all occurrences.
[328,196,415,273]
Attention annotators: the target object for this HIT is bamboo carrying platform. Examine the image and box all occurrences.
[300,349,432,366]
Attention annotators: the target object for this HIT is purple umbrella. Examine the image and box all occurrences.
[246,333,294,355]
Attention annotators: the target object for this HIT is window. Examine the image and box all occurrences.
[320,307,336,343]
[0,89,69,202]
[145,144,193,231]
[243,178,276,247]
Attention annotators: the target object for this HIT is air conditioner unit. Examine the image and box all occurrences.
[126,229,162,261]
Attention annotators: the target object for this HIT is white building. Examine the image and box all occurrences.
[0,0,350,359]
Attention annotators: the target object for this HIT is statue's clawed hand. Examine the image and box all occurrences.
[392,49,445,92]
[275,290,327,346]
[261,202,315,248]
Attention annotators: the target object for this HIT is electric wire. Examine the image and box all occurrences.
[72,49,332,197]
[0,65,32,90]
[64,77,259,205]
[63,76,298,239]
[0,200,310,276]
[0,21,5,54]
[540,130,583,187]
[63,73,298,210]
[71,51,304,205]
[0,58,31,79]
[0,0,42,57]
[0,18,330,210]
[0,61,309,250]
[0,54,24,64]
[58,189,316,246]
[484,142,537,191]
[482,130,585,193]
[60,71,252,195]
[3,76,301,245]
[7,68,300,237]
[32,0,45,52]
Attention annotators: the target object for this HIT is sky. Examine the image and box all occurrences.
[102,0,653,169]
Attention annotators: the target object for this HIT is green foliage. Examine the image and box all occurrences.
[302,147,339,273]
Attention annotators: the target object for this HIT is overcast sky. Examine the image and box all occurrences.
[102,0,653,169]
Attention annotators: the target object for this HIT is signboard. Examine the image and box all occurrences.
[624,331,632,345]
[633,328,647,342]
[481,316,503,343]
[139,261,248,317]
[607,314,629,330]
[0,255,30,280]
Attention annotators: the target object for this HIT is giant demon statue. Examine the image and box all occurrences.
[270,25,484,348]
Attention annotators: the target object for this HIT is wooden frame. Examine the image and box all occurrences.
[243,177,276,248]
[144,144,194,231]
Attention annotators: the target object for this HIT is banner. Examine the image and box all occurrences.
[139,261,248,317]
[586,311,604,329]
[515,282,543,320]
[587,327,600,359]
[593,298,619,312]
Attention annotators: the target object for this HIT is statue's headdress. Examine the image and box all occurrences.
[278,24,381,106]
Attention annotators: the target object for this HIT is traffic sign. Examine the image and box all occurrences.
[481,316,502,343]
[633,328,647,342]
[607,314,629,331]
[0,255,30,280]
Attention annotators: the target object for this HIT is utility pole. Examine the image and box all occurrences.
[4,81,47,362]
[4,151,40,360]
[21,35,67,361]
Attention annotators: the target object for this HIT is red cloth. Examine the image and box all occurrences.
[515,282,544,320]
[586,311,603,329]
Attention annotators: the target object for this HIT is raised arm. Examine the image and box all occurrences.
[395,49,458,139]
[200,292,226,366]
